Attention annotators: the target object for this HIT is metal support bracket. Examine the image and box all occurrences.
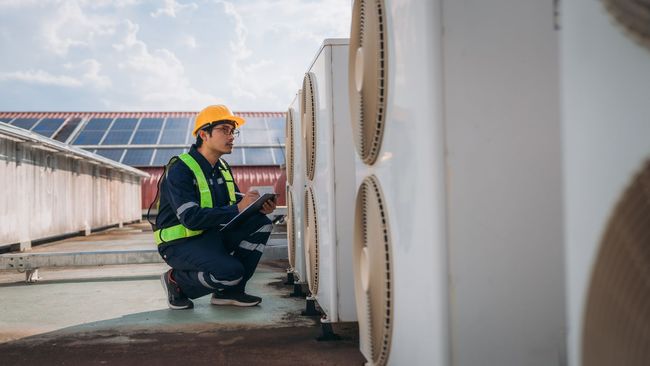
[290,283,306,298]
[301,295,321,316]
[284,270,295,285]
[26,269,40,283]
[0,250,164,283]
[317,317,341,341]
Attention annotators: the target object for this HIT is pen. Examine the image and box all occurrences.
[235,192,245,197]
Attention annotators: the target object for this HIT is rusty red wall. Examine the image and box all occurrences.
[141,166,286,211]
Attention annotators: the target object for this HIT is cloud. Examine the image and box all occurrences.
[0,0,40,8]
[182,35,197,49]
[151,0,198,18]
[64,59,112,89]
[215,0,351,109]
[110,20,218,109]
[0,0,352,111]
[0,70,83,87]
[41,1,117,56]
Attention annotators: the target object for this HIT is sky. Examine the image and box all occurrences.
[0,0,351,112]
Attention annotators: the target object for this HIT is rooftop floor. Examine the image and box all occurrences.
[0,224,364,365]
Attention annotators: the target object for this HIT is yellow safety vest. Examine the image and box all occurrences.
[154,153,236,245]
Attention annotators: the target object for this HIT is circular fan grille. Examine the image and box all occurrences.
[349,0,388,165]
[286,107,295,186]
[583,160,650,366]
[354,175,393,365]
[286,188,296,269]
[603,0,650,50]
[302,73,317,181]
[304,186,319,295]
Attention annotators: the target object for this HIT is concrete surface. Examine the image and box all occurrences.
[0,223,364,365]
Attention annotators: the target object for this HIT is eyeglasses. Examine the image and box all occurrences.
[213,126,240,137]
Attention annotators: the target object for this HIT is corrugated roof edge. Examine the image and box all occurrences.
[0,111,286,119]
[0,122,148,178]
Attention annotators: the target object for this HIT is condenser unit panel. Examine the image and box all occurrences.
[561,0,650,364]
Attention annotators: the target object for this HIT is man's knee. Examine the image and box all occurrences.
[199,260,244,289]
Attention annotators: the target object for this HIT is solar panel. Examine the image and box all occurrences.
[102,131,133,145]
[32,118,66,138]
[53,117,82,143]
[122,149,154,166]
[131,118,163,145]
[84,118,113,131]
[223,148,243,165]
[244,147,274,165]
[112,118,139,130]
[152,148,186,165]
[11,118,39,130]
[165,117,189,130]
[271,147,285,165]
[73,131,106,145]
[95,149,125,162]
[185,124,194,145]
[241,129,270,144]
[159,117,190,144]
[0,118,13,123]
[243,117,267,130]
[102,118,138,145]
[131,130,159,144]
[268,128,285,144]
[72,118,112,145]
[138,118,164,130]
[266,117,285,129]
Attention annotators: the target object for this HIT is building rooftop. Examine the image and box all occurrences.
[0,223,363,365]
[0,111,287,167]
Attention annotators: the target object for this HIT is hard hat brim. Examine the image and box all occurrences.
[192,115,246,137]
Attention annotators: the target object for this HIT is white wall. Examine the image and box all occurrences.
[0,138,143,249]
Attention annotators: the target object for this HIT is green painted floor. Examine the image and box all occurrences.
[0,224,364,365]
[0,262,314,343]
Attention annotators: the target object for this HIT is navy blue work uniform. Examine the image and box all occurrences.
[156,145,272,299]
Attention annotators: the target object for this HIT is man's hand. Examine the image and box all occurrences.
[259,196,276,215]
[236,190,260,212]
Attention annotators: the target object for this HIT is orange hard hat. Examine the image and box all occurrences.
[193,104,245,137]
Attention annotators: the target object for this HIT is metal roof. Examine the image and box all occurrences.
[0,122,148,177]
[0,111,285,119]
[0,111,287,167]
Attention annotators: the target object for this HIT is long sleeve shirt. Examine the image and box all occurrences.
[155,145,240,234]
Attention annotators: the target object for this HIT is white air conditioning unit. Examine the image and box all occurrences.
[349,1,449,364]
[349,1,565,365]
[285,90,307,284]
[561,1,650,365]
[302,39,357,323]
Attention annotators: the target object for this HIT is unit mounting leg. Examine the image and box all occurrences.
[284,270,295,285]
[301,295,321,316]
[317,318,341,341]
[290,283,306,298]
[25,268,40,283]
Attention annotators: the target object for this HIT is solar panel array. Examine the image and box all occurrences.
[0,113,286,167]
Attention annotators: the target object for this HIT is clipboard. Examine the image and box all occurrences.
[219,193,276,232]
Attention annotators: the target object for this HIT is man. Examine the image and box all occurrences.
[154,104,276,310]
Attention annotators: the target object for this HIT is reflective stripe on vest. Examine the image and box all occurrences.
[154,153,236,245]
[179,153,213,208]
[218,158,236,205]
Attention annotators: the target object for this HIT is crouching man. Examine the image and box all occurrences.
[152,104,276,309]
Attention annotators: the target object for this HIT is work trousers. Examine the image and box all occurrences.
[158,214,273,299]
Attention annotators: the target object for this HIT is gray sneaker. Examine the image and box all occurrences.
[211,291,262,307]
[161,269,194,310]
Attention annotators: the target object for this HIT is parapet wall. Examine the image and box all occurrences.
[0,123,148,250]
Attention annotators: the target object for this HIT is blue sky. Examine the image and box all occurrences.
[0,0,351,112]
